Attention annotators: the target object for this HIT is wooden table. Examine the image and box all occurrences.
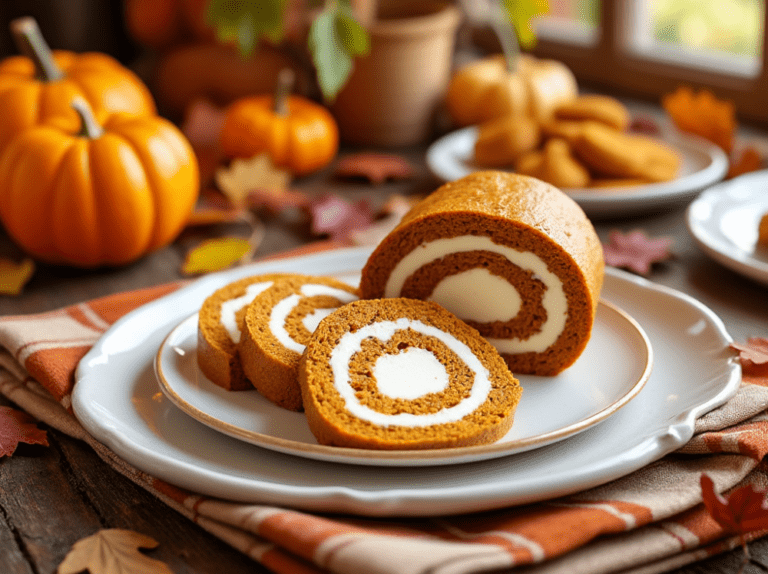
[1,143,767,574]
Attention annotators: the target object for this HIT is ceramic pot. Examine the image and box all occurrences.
[332,0,462,147]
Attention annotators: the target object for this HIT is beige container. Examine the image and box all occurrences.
[332,0,462,146]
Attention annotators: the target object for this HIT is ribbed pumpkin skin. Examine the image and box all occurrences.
[0,50,157,151]
[220,95,339,176]
[0,113,198,267]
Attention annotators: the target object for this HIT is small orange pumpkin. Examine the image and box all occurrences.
[0,99,199,267]
[0,17,156,151]
[220,69,339,176]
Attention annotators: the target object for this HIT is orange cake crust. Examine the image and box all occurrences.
[358,171,604,376]
[298,298,523,450]
[239,274,358,411]
[197,274,289,391]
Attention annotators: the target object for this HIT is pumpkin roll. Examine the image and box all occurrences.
[239,274,358,411]
[197,274,288,391]
[359,171,604,376]
[298,298,523,450]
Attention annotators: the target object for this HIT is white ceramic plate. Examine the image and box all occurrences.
[686,169,768,287]
[426,127,728,219]
[72,247,741,517]
[154,300,651,466]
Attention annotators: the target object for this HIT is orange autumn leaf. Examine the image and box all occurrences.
[182,237,254,275]
[662,86,736,153]
[731,338,768,386]
[58,529,172,574]
[0,406,48,456]
[701,473,768,537]
[0,257,35,296]
[334,152,416,185]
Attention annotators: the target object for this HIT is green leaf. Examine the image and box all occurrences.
[336,9,370,56]
[206,0,285,57]
[309,7,354,102]
[501,0,549,49]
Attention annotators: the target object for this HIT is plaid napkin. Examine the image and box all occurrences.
[2,253,768,574]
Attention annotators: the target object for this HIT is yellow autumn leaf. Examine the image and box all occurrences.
[214,153,291,206]
[58,529,172,574]
[182,237,253,275]
[0,257,35,296]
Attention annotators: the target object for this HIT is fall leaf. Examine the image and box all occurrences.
[247,186,310,214]
[308,194,374,241]
[334,152,416,185]
[58,529,172,574]
[662,86,736,153]
[215,153,292,207]
[701,473,768,536]
[0,257,35,296]
[0,406,48,456]
[730,338,768,387]
[602,229,674,275]
[728,146,764,179]
[182,235,260,275]
[348,194,418,246]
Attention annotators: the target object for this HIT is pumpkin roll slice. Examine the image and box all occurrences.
[239,274,358,411]
[359,171,604,376]
[298,298,523,450]
[198,274,289,391]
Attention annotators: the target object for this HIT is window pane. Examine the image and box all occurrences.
[626,0,765,77]
[535,0,601,46]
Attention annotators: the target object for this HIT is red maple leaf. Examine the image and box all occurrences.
[701,473,768,536]
[308,194,374,241]
[0,406,48,456]
[602,229,674,275]
[334,152,416,185]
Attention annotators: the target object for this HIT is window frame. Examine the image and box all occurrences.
[527,0,768,125]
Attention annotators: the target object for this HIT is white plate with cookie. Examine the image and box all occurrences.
[686,169,768,287]
[72,246,740,517]
[426,127,728,219]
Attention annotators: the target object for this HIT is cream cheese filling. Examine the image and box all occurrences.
[220,281,273,343]
[270,284,357,353]
[384,235,567,353]
[330,318,491,427]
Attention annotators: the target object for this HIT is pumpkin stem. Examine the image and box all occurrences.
[10,17,64,81]
[72,98,104,139]
[273,68,296,116]
[489,6,519,74]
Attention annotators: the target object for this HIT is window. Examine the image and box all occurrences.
[527,0,768,124]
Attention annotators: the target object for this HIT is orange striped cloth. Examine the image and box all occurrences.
[1,258,768,573]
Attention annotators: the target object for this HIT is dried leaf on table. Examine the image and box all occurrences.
[181,98,226,149]
[731,338,768,387]
[0,406,48,457]
[215,153,291,207]
[0,257,35,296]
[186,189,249,227]
[348,194,418,246]
[602,229,674,275]
[701,473,768,541]
[58,529,172,574]
[728,146,764,179]
[662,86,736,153]
[308,194,374,241]
[334,152,416,185]
[182,237,254,275]
[247,186,310,214]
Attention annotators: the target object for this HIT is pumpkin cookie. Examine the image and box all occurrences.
[474,115,541,167]
[239,274,358,411]
[554,94,631,131]
[572,122,680,182]
[514,138,591,189]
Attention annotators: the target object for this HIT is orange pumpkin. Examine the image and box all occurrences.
[220,69,338,176]
[0,17,156,151]
[446,54,578,126]
[0,99,199,267]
